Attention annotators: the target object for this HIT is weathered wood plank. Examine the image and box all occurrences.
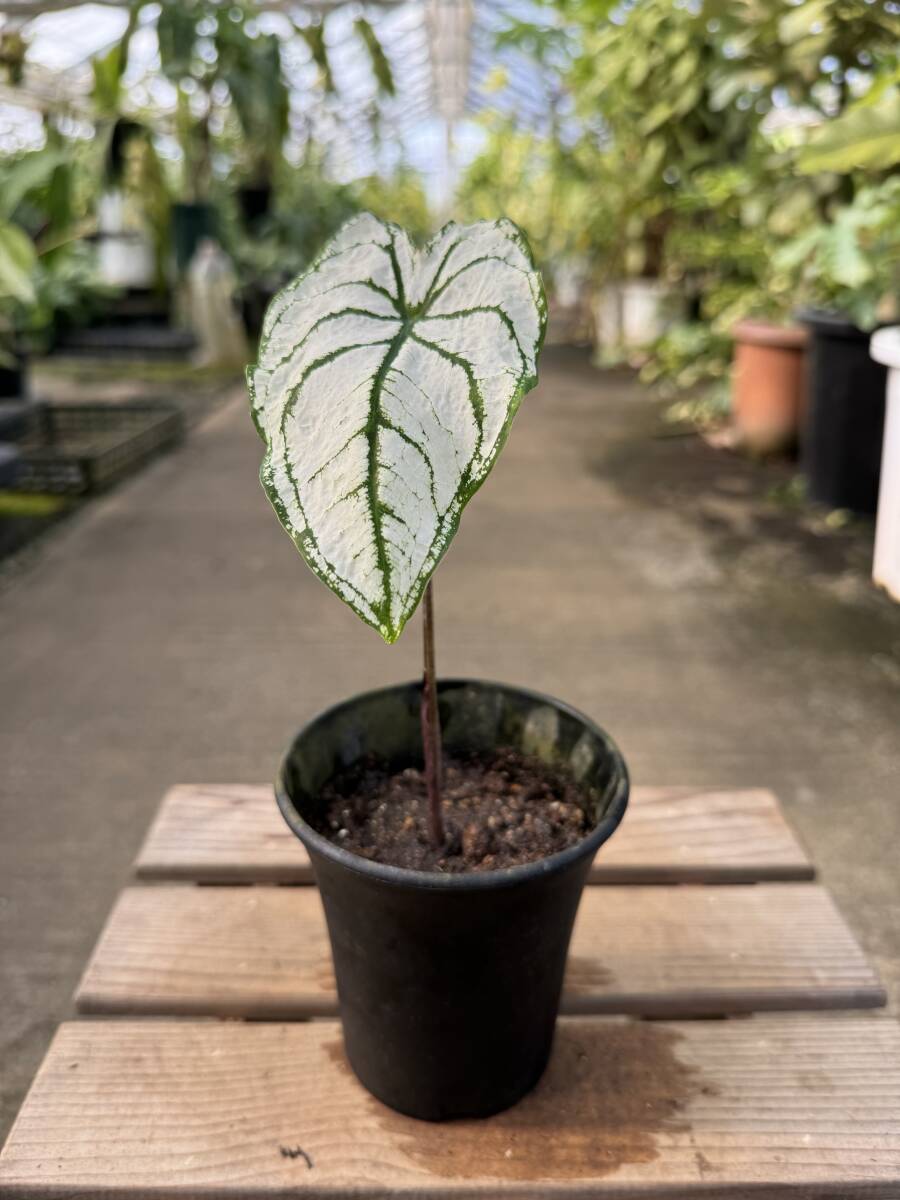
[75,883,883,1019]
[134,784,814,884]
[3,1015,900,1198]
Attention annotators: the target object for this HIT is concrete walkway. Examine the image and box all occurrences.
[2,347,899,1138]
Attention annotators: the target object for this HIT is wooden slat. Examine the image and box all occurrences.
[3,1015,900,1198]
[134,783,814,884]
[75,883,884,1019]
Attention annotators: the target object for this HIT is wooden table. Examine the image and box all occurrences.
[2,783,899,1197]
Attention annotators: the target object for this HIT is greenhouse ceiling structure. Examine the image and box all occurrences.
[0,0,559,195]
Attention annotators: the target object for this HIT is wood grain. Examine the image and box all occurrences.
[3,1015,900,1198]
[75,883,883,1019]
[134,783,814,884]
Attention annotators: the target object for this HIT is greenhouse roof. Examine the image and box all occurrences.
[0,0,559,193]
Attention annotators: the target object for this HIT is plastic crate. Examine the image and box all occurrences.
[15,402,184,495]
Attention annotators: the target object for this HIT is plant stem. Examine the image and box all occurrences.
[421,579,444,848]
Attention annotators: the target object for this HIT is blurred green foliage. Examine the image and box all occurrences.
[0,145,112,363]
[775,177,900,329]
[0,1,410,353]
[3,0,899,404]
[226,160,431,291]
[461,0,900,410]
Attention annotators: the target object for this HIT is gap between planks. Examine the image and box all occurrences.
[135,784,814,885]
[74,882,884,1020]
[2,1015,900,1198]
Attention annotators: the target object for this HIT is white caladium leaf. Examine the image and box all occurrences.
[248,214,546,643]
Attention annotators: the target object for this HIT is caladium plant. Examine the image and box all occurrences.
[248,212,546,843]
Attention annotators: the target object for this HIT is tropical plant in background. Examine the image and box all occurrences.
[797,81,900,176]
[0,147,108,364]
[225,157,433,340]
[456,14,600,294]
[0,213,37,366]
[775,177,900,331]
[563,0,771,282]
[225,157,360,286]
[89,10,172,291]
[523,0,900,415]
[90,5,141,184]
[248,213,546,840]
[80,0,394,208]
[153,1,395,204]
[640,155,820,411]
[3,0,898,412]
[233,159,433,277]
[455,120,599,293]
[213,11,290,195]
[152,1,278,203]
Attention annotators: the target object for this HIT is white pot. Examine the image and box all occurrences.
[870,327,900,603]
[96,232,155,289]
[553,258,588,309]
[97,190,128,235]
[593,279,675,351]
[95,190,156,289]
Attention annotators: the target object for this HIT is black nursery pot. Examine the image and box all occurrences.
[799,309,887,514]
[0,351,26,399]
[276,678,629,1122]
[170,202,217,272]
[236,183,273,227]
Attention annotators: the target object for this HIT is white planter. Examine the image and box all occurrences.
[95,190,156,289]
[553,258,588,309]
[97,190,128,235]
[96,233,156,289]
[870,327,900,603]
[186,239,248,368]
[593,279,675,352]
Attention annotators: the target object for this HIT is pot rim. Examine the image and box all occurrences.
[731,319,808,350]
[795,307,879,341]
[275,677,630,893]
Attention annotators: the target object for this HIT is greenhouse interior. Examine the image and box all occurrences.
[1,0,900,1193]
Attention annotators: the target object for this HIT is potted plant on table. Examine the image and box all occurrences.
[247,214,629,1121]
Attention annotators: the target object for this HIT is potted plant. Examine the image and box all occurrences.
[777,179,900,513]
[0,331,26,400]
[247,214,630,1121]
[0,143,114,366]
[214,15,288,231]
[89,15,159,293]
[152,3,222,273]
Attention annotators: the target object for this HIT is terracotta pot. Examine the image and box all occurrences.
[731,320,809,453]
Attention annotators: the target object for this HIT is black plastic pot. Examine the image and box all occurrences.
[239,277,281,341]
[799,309,887,514]
[236,183,272,227]
[0,351,26,400]
[276,678,629,1121]
[170,201,217,273]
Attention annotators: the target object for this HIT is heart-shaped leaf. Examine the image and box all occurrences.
[248,214,546,643]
